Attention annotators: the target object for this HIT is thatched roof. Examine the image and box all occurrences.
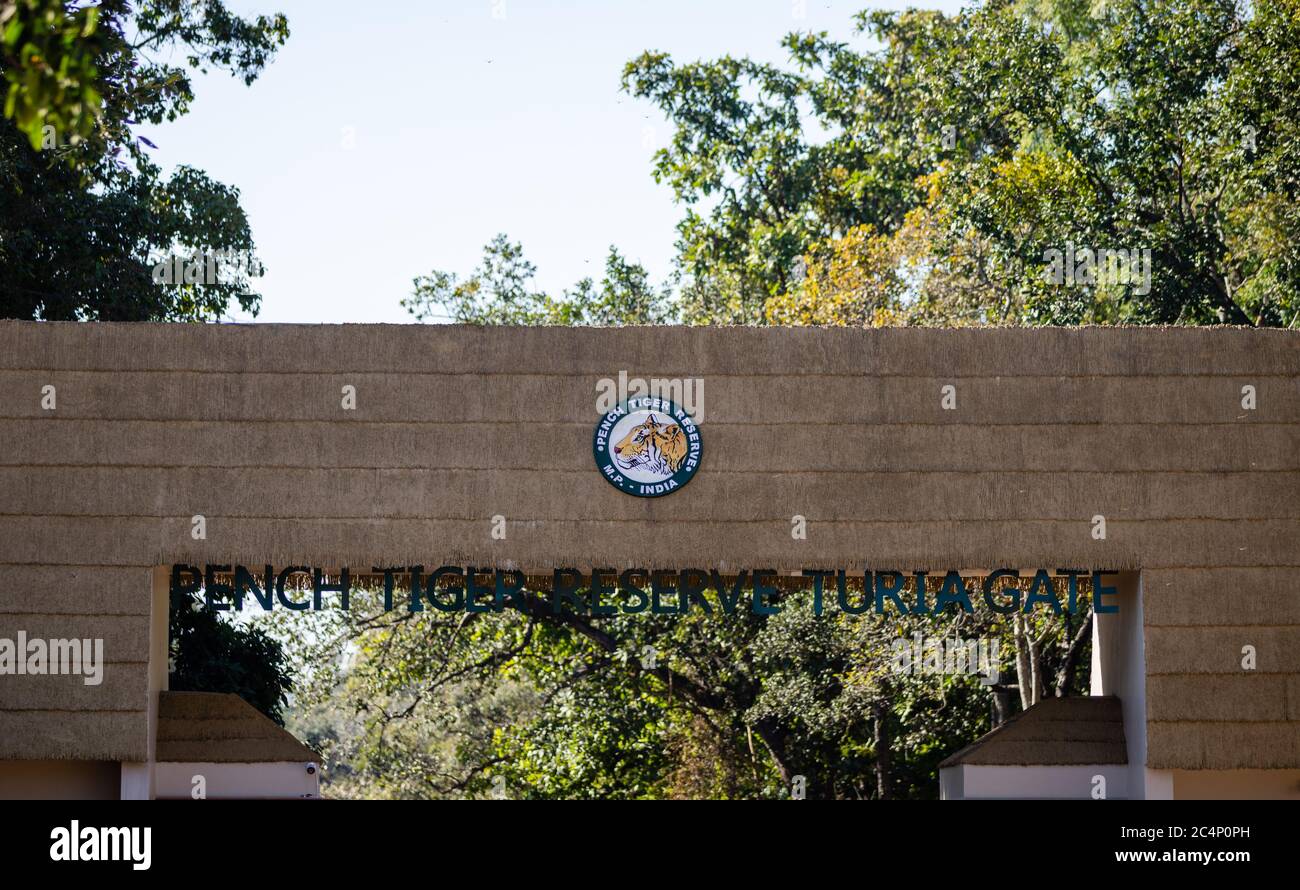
[939,696,1126,768]
[156,692,319,763]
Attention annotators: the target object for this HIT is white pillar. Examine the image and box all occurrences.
[120,567,170,799]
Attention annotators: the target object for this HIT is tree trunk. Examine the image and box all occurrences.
[991,687,1012,726]
[752,720,825,798]
[872,700,893,800]
[1013,615,1033,709]
[1026,624,1043,706]
[1055,606,1095,697]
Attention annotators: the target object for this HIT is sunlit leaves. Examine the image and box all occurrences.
[624,0,1299,327]
[0,1,288,321]
[0,0,106,149]
[403,234,674,326]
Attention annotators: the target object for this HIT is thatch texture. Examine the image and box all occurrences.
[0,321,1296,766]
[939,696,1127,767]
[155,692,318,763]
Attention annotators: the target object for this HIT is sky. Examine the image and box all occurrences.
[148,0,964,324]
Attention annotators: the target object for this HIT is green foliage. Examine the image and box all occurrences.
[403,234,674,325]
[623,0,1300,327]
[0,124,265,319]
[0,1,288,321]
[1,0,105,150]
[622,49,840,323]
[492,670,673,799]
[282,577,1089,799]
[168,591,293,725]
[2,0,289,160]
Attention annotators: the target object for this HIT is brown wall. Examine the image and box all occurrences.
[0,321,1296,768]
[1171,768,1300,799]
[0,760,121,800]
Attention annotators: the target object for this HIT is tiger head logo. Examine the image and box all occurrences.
[613,413,687,478]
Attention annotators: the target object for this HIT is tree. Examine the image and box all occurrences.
[893,0,1300,325]
[1,0,107,150]
[623,0,1300,327]
[0,0,289,320]
[402,234,674,326]
[169,589,293,725]
[621,10,949,325]
[283,572,1093,799]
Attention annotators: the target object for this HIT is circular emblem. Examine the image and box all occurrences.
[593,396,702,497]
